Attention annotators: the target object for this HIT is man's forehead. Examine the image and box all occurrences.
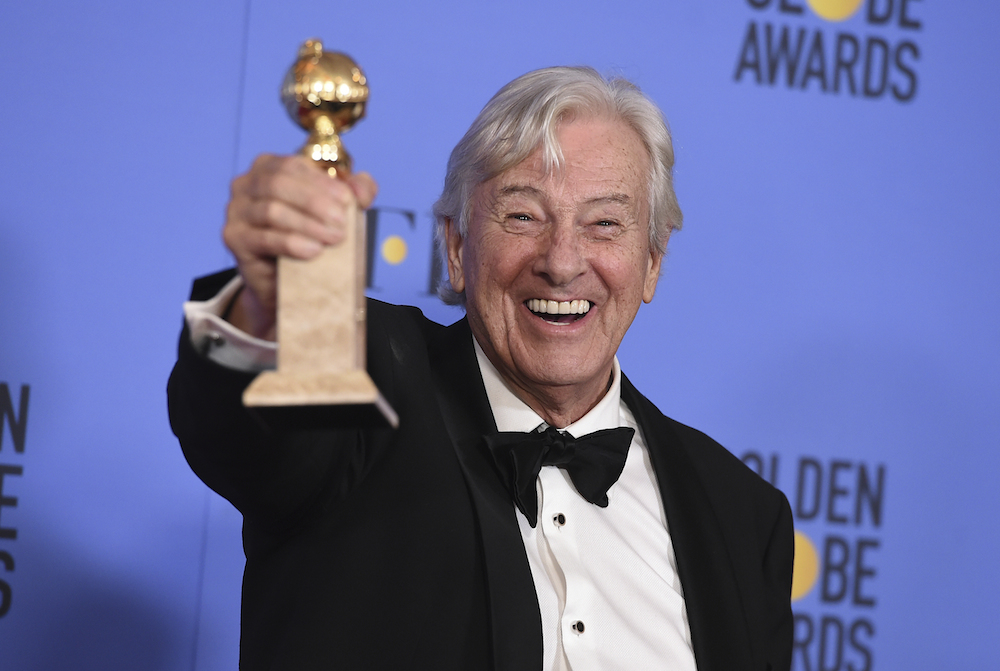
[482,159,647,207]
[491,183,638,208]
[471,117,650,214]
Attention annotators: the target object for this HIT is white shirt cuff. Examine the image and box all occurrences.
[183,276,277,373]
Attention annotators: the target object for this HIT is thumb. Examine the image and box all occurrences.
[346,171,378,209]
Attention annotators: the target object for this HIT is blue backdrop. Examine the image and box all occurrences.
[2,1,998,669]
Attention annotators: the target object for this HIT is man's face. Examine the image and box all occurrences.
[446,116,664,420]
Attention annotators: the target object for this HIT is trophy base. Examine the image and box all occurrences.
[243,369,398,429]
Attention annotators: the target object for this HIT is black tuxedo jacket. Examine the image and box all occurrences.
[168,270,793,671]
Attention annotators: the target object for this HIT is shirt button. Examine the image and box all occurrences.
[571,620,585,634]
[553,513,566,526]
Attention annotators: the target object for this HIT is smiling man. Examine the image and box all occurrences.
[446,116,660,429]
[169,66,793,671]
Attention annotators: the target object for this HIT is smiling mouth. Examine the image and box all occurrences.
[525,298,592,324]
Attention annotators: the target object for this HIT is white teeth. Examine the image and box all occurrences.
[526,299,591,315]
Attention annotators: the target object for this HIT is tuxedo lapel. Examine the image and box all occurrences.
[428,319,543,671]
[621,375,755,671]
[425,331,755,671]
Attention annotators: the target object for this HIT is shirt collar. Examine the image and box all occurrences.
[473,336,623,435]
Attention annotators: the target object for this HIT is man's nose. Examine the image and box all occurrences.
[534,224,586,286]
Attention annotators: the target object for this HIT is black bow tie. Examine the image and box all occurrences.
[484,425,635,527]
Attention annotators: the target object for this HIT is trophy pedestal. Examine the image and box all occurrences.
[243,203,398,429]
[245,369,383,406]
[243,370,397,430]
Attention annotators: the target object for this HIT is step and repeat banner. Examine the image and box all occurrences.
[2,1,998,669]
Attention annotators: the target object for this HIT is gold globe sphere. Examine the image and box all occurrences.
[281,39,368,177]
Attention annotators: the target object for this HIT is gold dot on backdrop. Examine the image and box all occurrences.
[807,0,864,21]
[791,530,820,601]
[381,235,408,265]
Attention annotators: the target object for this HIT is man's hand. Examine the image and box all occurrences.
[222,154,378,340]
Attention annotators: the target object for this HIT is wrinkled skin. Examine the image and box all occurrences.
[446,117,664,427]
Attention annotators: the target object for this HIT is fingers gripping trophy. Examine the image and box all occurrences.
[243,39,398,429]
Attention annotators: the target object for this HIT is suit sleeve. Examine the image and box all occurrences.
[166,270,371,533]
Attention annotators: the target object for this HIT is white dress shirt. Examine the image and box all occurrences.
[475,341,696,671]
[185,277,697,670]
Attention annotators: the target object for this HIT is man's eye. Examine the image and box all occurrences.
[501,213,541,234]
[588,220,623,239]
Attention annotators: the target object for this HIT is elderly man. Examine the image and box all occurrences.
[169,66,793,671]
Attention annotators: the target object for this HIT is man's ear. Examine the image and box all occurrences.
[445,217,466,294]
[642,235,667,304]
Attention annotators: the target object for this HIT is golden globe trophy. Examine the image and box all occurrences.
[243,39,398,429]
